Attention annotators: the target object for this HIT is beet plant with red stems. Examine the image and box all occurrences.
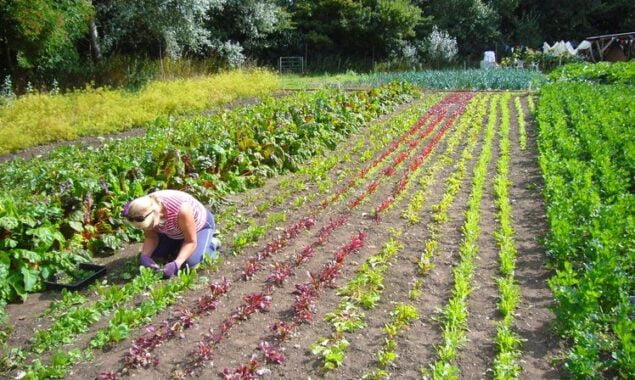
[270,321,295,341]
[242,259,261,280]
[209,276,230,296]
[293,281,319,323]
[97,371,118,380]
[197,294,220,313]
[266,262,292,286]
[244,292,272,313]
[318,261,343,288]
[294,245,315,265]
[223,354,262,380]
[258,341,286,364]
[197,341,214,361]
[316,216,348,244]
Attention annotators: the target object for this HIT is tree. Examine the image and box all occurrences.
[205,0,293,64]
[93,0,222,59]
[0,0,93,72]
[291,0,423,62]
[421,0,500,56]
[92,0,289,66]
[531,0,635,43]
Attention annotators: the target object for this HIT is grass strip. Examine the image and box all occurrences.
[0,70,279,154]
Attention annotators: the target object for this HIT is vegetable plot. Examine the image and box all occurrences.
[538,82,634,378]
[0,82,418,313]
[2,89,574,380]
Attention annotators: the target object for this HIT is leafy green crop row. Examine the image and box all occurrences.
[537,82,634,378]
[427,93,499,379]
[492,94,523,379]
[362,303,419,380]
[514,97,527,151]
[0,82,418,310]
[311,234,404,370]
[18,259,217,379]
[349,69,545,90]
[416,95,488,275]
[402,94,486,226]
[548,61,635,85]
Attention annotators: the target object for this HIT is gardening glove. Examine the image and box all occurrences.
[140,255,160,270]
[163,261,180,279]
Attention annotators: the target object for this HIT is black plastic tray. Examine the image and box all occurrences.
[44,263,107,290]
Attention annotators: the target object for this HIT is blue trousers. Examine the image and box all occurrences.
[152,211,218,268]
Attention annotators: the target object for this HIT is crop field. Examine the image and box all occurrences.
[0,68,633,380]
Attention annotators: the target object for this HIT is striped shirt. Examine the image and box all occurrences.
[153,190,207,239]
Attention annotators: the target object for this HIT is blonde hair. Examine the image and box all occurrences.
[125,195,163,230]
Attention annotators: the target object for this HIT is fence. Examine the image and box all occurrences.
[278,57,304,74]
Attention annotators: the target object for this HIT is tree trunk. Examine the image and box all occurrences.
[89,18,101,61]
[4,39,12,71]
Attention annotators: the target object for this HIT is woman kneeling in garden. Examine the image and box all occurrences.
[122,190,221,278]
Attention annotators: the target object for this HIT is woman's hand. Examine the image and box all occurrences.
[163,261,180,278]
[140,255,160,270]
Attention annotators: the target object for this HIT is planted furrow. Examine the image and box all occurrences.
[310,232,405,371]
[220,96,442,239]
[222,100,458,280]
[323,93,463,209]
[402,95,488,225]
[3,267,162,373]
[175,232,367,378]
[415,95,490,274]
[491,94,523,378]
[373,93,475,218]
[514,96,527,150]
[220,96,445,260]
[426,92,499,379]
[362,302,420,380]
[357,95,491,380]
[231,93,484,378]
[21,260,221,379]
[347,111,447,209]
[224,231,367,379]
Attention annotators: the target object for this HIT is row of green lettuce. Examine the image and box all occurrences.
[0,82,419,318]
[548,61,635,85]
[537,80,634,378]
